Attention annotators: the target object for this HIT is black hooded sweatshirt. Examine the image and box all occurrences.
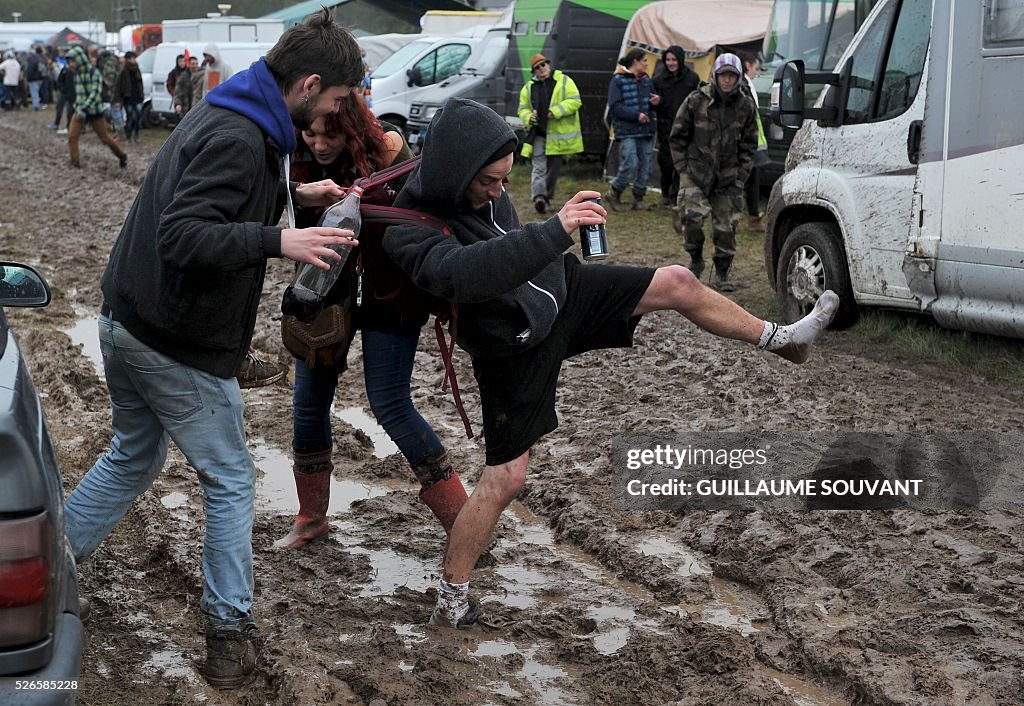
[652,45,699,141]
[383,98,574,358]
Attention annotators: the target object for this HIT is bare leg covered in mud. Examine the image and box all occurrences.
[633,265,839,364]
[431,273,839,628]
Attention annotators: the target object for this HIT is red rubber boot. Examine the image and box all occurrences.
[274,450,332,549]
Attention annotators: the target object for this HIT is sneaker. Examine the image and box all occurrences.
[56,128,68,135]
[428,598,504,631]
[201,625,257,690]
[119,154,128,169]
[47,122,58,129]
[603,189,625,212]
[533,196,547,214]
[237,351,286,389]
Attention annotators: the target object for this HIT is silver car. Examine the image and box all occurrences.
[0,263,84,705]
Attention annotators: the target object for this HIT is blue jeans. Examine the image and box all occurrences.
[64,315,255,631]
[611,135,654,200]
[293,328,443,467]
[28,80,41,110]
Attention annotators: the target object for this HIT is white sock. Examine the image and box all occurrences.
[435,578,470,624]
[758,290,839,363]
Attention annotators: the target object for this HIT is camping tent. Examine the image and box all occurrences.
[620,0,773,80]
[48,27,99,50]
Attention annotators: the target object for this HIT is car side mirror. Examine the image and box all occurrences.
[0,262,50,307]
[407,67,423,87]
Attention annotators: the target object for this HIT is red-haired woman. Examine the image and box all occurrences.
[278,94,468,549]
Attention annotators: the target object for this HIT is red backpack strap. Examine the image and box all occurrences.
[353,155,422,192]
[361,204,451,234]
[435,311,473,439]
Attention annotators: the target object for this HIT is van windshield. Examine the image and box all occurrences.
[462,33,506,75]
[372,39,435,78]
[136,48,156,73]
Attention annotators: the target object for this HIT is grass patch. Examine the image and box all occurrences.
[503,157,1024,387]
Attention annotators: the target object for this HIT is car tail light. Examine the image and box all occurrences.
[0,512,55,648]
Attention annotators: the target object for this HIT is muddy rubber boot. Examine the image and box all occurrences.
[712,256,734,292]
[202,625,257,690]
[419,473,469,536]
[412,452,469,536]
[603,188,625,212]
[273,450,332,549]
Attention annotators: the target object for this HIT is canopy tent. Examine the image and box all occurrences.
[620,0,773,79]
[48,27,99,50]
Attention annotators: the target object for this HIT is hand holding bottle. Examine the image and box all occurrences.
[281,227,358,270]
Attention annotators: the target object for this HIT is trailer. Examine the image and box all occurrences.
[162,17,284,44]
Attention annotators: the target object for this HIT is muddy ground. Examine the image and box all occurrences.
[2,108,1023,706]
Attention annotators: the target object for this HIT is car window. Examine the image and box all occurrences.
[373,40,434,78]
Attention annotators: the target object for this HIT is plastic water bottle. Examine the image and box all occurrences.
[281,185,363,321]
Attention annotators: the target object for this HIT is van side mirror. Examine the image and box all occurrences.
[771,60,806,130]
[769,59,851,130]
[407,67,423,87]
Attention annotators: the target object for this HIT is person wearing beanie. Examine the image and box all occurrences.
[605,48,658,211]
[651,45,699,206]
[517,53,584,214]
[382,97,839,630]
[668,52,758,291]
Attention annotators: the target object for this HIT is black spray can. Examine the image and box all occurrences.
[580,197,609,260]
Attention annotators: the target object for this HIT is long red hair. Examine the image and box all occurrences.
[321,93,389,178]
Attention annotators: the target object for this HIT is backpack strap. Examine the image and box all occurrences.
[353,155,421,192]
[358,201,474,439]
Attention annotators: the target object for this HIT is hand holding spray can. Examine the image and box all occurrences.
[580,197,609,260]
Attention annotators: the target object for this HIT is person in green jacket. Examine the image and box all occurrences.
[518,54,584,214]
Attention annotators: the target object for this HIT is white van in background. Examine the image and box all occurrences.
[766,0,1024,339]
[369,27,489,131]
[148,41,274,124]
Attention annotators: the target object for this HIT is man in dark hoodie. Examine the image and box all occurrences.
[651,45,699,206]
[63,9,363,689]
[383,97,840,629]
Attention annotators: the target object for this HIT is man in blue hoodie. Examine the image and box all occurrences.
[63,9,363,689]
[384,98,840,630]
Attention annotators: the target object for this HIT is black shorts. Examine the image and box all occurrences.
[472,255,656,466]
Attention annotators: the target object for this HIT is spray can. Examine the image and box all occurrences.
[580,197,609,260]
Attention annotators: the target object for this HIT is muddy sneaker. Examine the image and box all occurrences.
[202,625,257,690]
[603,189,625,212]
[237,352,287,389]
[428,598,504,631]
[534,196,547,214]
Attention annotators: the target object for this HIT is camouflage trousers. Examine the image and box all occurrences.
[675,174,741,260]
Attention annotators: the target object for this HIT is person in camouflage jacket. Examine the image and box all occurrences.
[669,53,757,291]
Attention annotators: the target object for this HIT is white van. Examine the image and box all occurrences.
[765,0,1024,339]
[369,29,487,131]
[162,17,283,44]
[149,41,274,123]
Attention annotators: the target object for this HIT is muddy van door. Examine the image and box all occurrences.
[906,1,1024,338]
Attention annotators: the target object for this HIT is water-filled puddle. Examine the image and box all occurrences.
[251,439,391,514]
[63,312,103,377]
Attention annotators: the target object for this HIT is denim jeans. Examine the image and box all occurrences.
[123,102,142,138]
[611,136,655,199]
[293,327,444,467]
[64,315,255,631]
[28,80,41,110]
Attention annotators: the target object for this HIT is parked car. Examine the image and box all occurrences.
[0,263,84,705]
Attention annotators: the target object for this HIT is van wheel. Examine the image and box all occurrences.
[776,222,858,329]
[142,103,161,129]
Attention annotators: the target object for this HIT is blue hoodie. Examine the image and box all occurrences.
[206,58,296,154]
